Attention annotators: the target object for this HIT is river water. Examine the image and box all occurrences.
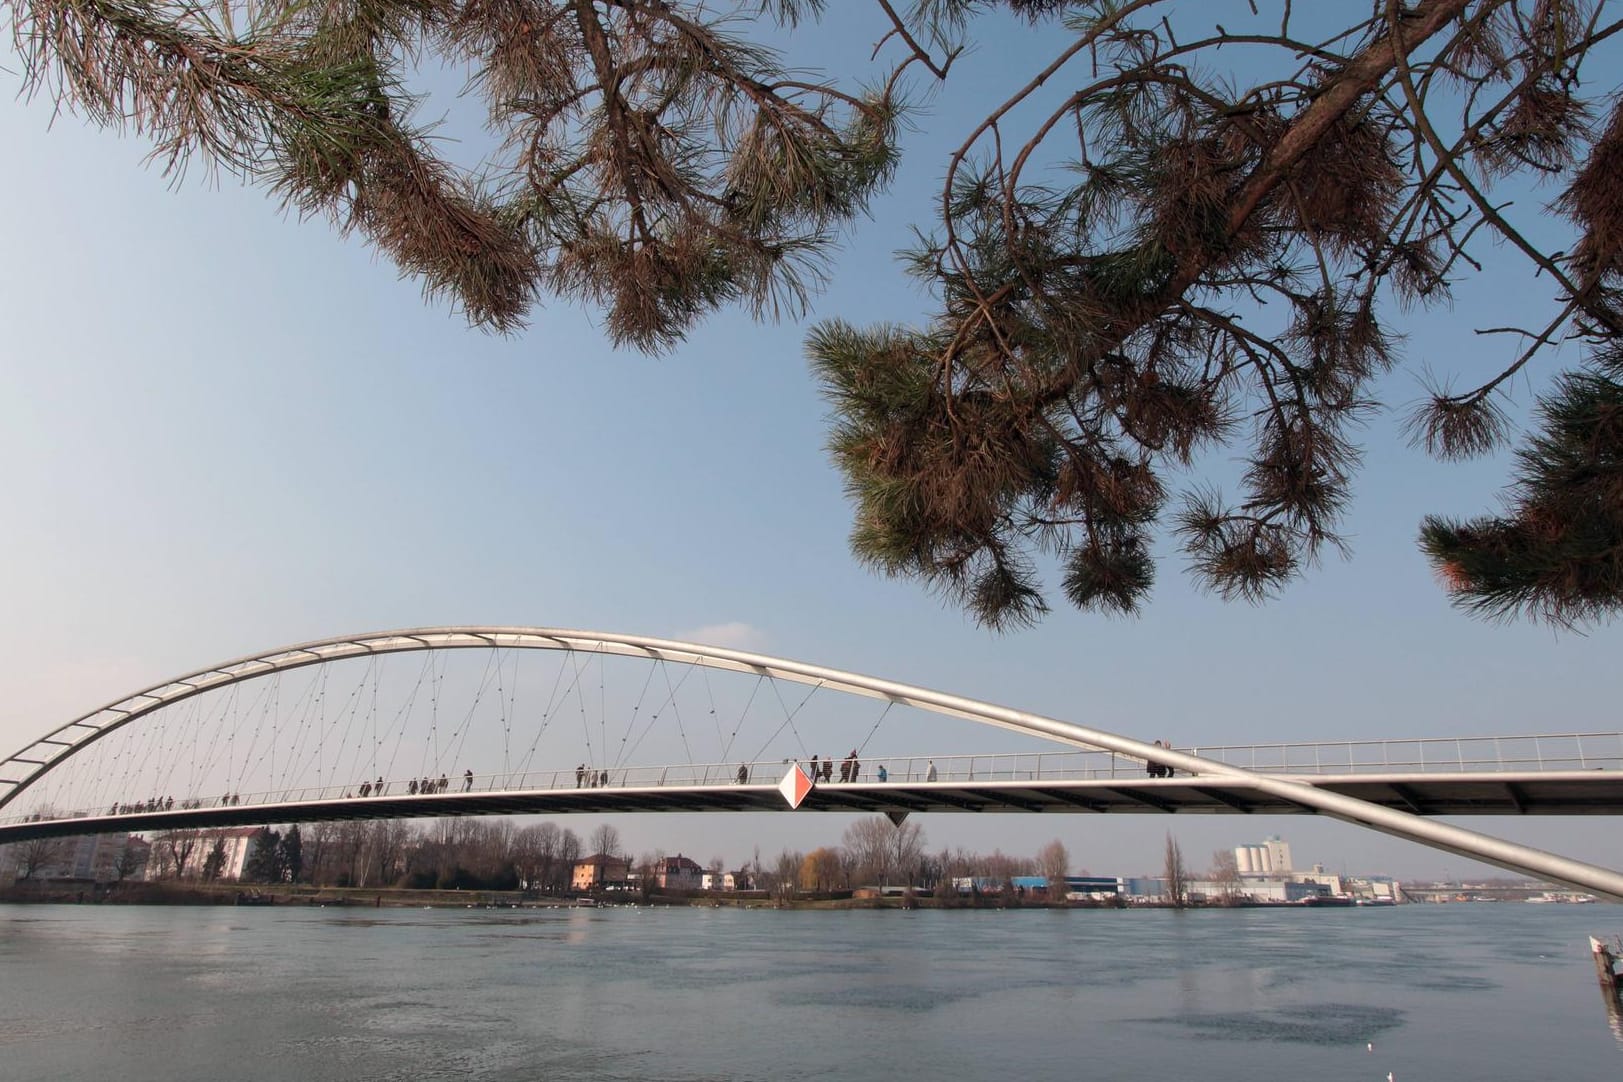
[0,901,1618,1080]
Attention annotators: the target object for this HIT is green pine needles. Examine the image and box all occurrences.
[812,0,1623,629]
[10,0,1623,627]
[8,0,896,346]
[1422,350,1623,626]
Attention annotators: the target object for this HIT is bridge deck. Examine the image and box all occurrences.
[5,771,1622,844]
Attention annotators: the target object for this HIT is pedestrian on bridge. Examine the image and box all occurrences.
[925,760,938,782]
[463,769,474,792]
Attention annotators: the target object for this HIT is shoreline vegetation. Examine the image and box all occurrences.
[0,880,1382,911]
[0,880,1086,910]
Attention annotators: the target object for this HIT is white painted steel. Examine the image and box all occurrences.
[4,626,1623,899]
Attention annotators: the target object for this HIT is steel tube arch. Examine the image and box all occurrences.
[5,625,1623,899]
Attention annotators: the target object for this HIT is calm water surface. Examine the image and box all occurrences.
[1,901,1619,1080]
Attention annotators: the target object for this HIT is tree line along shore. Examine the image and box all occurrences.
[3,814,1411,908]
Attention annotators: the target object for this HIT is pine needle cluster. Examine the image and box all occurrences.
[7,0,897,345]
[1421,343,1623,626]
[809,0,1623,626]
[12,0,1623,626]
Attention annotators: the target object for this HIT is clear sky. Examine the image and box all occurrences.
[0,4,1617,883]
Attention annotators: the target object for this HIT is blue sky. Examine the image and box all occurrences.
[0,4,1618,881]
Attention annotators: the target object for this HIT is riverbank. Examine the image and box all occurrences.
[0,880,535,909]
[0,880,1324,911]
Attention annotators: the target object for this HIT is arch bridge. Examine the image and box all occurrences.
[3,627,1622,898]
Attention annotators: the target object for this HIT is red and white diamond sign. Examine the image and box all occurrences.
[778,763,815,809]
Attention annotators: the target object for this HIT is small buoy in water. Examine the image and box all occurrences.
[1388,1073,1395,1082]
[1367,1043,1374,1052]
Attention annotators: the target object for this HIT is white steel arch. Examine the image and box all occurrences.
[4,625,1623,899]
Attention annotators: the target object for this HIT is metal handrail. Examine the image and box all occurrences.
[5,733,1622,828]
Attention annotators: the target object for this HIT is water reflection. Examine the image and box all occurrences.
[1591,936,1623,1050]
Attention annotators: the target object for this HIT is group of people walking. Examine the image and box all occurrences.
[794,755,931,783]
[804,749,866,783]
[103,751,966,818]
[109,794,235,815]
[348,768,476,798]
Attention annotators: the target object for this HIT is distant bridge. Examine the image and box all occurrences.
[3,627,1622,899]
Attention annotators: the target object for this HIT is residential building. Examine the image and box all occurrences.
[700,870,737,891]
[654,854,704,891]
[571,853,631,892]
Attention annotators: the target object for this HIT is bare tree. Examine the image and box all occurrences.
[14,836,64,881]
[885,819,926,888]
[113,841,143,884]
[300,822,340,885]
[333,822,369,887]
[771,848,804,900]
[842,816,894,886]
[634,850,665,897]
[978,849,1036,882]
[1036,839,1071,899]
[154,829,201,881]
[556,828,582,895]
[513,823,561,895]
[1209,849,1244,905]
[1164,834,1188,909]
[364,820,410,888]
[588,824,622,859]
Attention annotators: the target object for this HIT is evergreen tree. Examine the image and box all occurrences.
[200,838,227,881]
[1421,344,1623,624]
[2,0,896,348]
[279,826,304,884]
[242,827,284,884]
[808,0,1623,627]
[10,1,1623,624]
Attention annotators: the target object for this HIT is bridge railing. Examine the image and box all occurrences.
[1181,733,1623,775]
[0,752,1139,825]
[6,734,1622,828]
